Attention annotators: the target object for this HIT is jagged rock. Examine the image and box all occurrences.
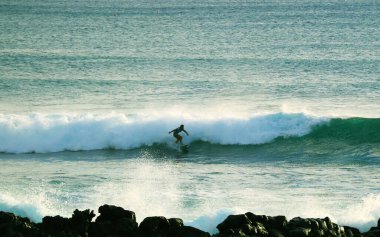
[245,212,269,225]
[89,217,138,237]
[324,217,334,230]
[168,218,184,228]
[268,228,286,237]
[95,204,136,222]
[289,227,311,237]
[217,214,252,233]
[316,219,328,232]
[254,221,269,236]
[89,205,138,237]
[42,215,71,233]
[289,217,312,229]
[70,209,95,236]
[139,216,170,237]
[2,207,380,237]
[0,211,38,237]
[310,228,325,237]
[269,216,288,230]
[168,225,211,237]
[344,226,362,237]
[365,229,380,237]
[218,214,252,231]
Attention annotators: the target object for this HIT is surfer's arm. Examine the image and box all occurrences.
[169,129,174,134]
[183,129,189,136]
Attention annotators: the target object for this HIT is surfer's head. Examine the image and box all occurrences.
[180,124,184,128]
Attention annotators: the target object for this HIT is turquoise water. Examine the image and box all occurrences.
[1,0,380,234]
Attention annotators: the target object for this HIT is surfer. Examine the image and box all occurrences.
[169,125,189,144]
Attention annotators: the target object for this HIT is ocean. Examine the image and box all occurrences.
[0,0,379,234]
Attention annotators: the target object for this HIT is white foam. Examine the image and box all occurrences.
[0,193,45,222]
[0,112,326,154]
[185,209,236,234]
[334,193,380,232]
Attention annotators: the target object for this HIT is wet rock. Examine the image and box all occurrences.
[254,221,269,236]
[309,228,324,237]
[289,217,312,229]
[289,227,311,237]
[41,215,71,234]
[0,211,38,237]
[70,209,95,236]
[217,214,252,233]
[324,217,334,230]
[89,205,138,237]
[95,204,136,222]
[139,216,170,237]
[364,228,380,237]
[245,212,269,224]
[316,219,328,232]
[269,216,288,230]
[268,228,286,237]
[89,217,138,237]
[344,226,362,237]
[168,218,184,228]
[216,213,270,237]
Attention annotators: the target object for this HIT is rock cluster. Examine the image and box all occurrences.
[0,205,379,237]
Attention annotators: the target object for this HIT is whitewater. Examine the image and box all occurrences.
[1,0,380,235]
[0,112,327,154]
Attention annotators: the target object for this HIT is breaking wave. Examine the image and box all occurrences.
[0,112,378,154]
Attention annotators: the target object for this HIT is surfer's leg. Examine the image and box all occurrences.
[175,134,182,144]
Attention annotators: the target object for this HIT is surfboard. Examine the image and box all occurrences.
[180,144,189,153]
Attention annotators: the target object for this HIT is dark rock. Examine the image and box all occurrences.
[240,223,257,235]
[139,216,170,237]
[289,217,312,229]
[344,226,362,237]
[316,219,328,232]
[289,227,311,237]
[268,216,288,230]
[168,225,211,237]
[0,211,38,237]
[89,217,138,237]
[96,204,136,223]
[268,228,286,237]
[324,217,334,230]
[365,229,380,237]
[254,221,269,236]
[217,214,252,233]
[70,209,95,236]
[308,219,320,230]
[309,228,324,237]
[168,218,184,228]
[245,212,269,225]
[41,215,70,233]
[89,205,138,237]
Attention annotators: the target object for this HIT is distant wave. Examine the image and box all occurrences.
[0,112,378,154]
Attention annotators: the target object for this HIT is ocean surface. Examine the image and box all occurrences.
[1,0,379,234]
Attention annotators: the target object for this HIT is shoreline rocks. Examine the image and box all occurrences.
[0,204,379,237]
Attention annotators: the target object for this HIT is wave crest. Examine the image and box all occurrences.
[0,112,324,154]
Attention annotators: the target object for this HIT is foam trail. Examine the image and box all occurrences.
[0,112,325,153]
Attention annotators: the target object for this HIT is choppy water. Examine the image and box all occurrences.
[0,0,379,234]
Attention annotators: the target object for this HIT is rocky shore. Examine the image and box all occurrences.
[1,204,379,237]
